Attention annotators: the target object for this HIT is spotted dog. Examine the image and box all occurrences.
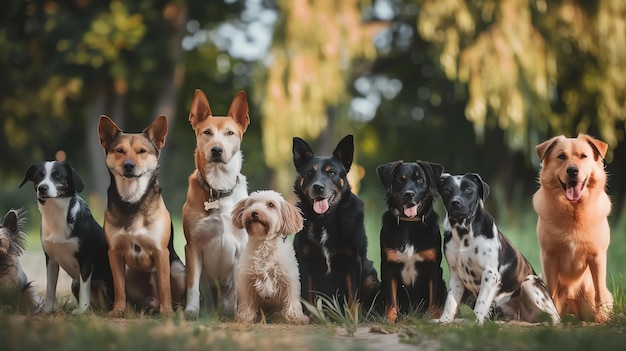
[437,173,559,324]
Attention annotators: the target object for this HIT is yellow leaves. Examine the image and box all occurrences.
[68,2,146,70]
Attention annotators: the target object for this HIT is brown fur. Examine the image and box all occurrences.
[533,134,613,322]
[98,115,185,317]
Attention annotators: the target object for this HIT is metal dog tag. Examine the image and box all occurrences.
[204,200,219,211]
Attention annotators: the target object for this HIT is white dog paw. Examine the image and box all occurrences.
[184,308,199,320]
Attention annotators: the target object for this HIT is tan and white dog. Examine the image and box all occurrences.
[98,115,186,317]
[232,191,308,325]
[183,89,250,319]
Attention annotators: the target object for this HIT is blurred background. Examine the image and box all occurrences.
[1,0,625,281]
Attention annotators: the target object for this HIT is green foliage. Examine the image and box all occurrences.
[301,294,360,336]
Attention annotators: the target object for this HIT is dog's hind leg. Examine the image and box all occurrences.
[518,275,560,324]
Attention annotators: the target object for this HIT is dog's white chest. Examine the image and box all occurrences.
[445,226,500,296]
[395,245,423,286]
[42,237,81,279]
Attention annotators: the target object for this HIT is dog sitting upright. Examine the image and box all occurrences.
[232,190,309,325]
[437,173,560,324]
[292,135,380,311]
[0,208,43,313]
[98,115,185,317]
[376,160,447,322]
[182,89,250,319]
[19,161,113,314]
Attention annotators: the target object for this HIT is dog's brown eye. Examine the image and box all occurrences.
[580,154,587,159]
[557,154,566,160]
[268,202,275,208]
[328,169,337,176]
[227,130,235,136]
[116,148,124,154]
[138,148,147,154]
[203,130,212,135]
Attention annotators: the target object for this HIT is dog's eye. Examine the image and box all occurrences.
[227,130,235,136]
[464,187,473,194]
[417,177,424,184]
[52,172,61,179]
[441,189,450,196]
[203,129,212,136]
[116,148,124,154]
[267,202,275,208]
[395,177,405,184]
[580,154,587,159]
[328,169,337,177]
[557,153,566,160]
[138,148,147,154]
[306,169,315,177]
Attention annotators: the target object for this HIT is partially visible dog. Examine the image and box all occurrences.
[437,173,560,324]
[182,89,250,319]
[376,160,446,322]
[0,208,43,312]
[232,190,309,324]
[292,135,380,311]
[533,134,613,322]
[98,115,185,317]
[19,161,114,314]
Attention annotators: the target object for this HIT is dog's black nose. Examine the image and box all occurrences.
[123,160,135,171]
[313,183,325,193]
[403,191,415,201]
[38,184,48,194]
[211,146,223,157]
[451,199,461,208]
[567,166,578,177]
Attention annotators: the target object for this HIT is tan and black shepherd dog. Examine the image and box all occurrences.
[98,115,185,317]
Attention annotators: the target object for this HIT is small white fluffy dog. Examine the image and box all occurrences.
[232,190,309,324]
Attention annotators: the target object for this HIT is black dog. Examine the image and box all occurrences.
[376,160,447,322]
[437,173,560,324]
[292,135,379,311]
[19,161,114,314]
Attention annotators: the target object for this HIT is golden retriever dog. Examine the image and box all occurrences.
[231,191,309,325]
[533,134,613,322]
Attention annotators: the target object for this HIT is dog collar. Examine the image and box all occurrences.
[397,215,424,225]
[197,172,239,211]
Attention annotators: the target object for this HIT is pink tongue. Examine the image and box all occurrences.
[404,205,417,218]
[313,199,330,214]
[565,182,583,201]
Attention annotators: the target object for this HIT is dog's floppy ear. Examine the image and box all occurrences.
[18,164,38,188]
[292,137,315,172]
[143,115,168,151]
[376,161,403,190]
[63,162,85,193]
[332,135,354,172]
[579,134,608,161]
[417,160,444,188]
[468,173,490,201]
[535,135,563,162]
[228,90,250,133]
[231,197,248,230]
[98,115,123,151]
[189,89,212,129]
[280,200,304,235]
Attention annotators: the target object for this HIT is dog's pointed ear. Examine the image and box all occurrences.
[143,115,168,150]
[417,160,444,188]
[2,209,18,234]
[579,134,608,161]
[98,115,122,151]
[280,200,304,235]
[468,173,490,201]
[332,135,354,172]
[228,90,250,133]
[189,89,212,129]
[64,162,84,193]
[535,136,563,162]
[376,161,403,190]
[231,197,248,230]
[18,164,37,188]
[292,137,315,172]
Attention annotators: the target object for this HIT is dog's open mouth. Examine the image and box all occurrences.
[403,203,418,218]
[313,196,333,214]
[559,177,587,202]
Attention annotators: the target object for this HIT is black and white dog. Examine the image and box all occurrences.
[20,161,113,314]
[437,173,559,324]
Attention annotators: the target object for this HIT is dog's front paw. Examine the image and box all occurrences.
[288,313,309,325]
[108,309,125,318]
[71,304,91,316]
[386,307,398,323]
[184,308,199,320]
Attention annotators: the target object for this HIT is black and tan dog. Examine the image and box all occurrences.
[292,135,379,311]
[98,115,185,317]
[376,160,446,322]
[437,173,560,324]
[19,161,113,314]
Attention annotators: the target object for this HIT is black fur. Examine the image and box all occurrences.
[376,160,447,320]
[292,135,380,310]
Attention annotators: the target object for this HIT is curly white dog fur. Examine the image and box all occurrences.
[232,190,309,325]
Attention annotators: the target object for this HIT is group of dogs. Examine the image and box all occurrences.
[0,89,614,326]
